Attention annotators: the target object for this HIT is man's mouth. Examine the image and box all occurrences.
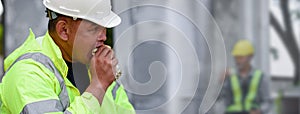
[92,45,102,56]
[92,42,104,56]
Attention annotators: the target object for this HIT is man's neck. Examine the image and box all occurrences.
[49,31,72,62]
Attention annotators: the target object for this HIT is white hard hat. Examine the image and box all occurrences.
[43,0,121,28]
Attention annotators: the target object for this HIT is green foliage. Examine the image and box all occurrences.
[275,90,283,114]
[105,28,114,48]
[291,10,300,20]
[270,47,279,60]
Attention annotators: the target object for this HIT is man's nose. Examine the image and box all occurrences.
[98,28,107,41]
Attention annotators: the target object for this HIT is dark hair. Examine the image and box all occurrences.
[45,9,62,32]
[48,18,58,33]
[45,9,82,33]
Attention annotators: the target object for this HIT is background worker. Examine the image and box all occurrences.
[221,40,272,114]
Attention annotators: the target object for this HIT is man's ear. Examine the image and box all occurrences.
[56,19,69,41]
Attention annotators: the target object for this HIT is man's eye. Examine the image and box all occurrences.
[95,27,100,31]
[88,27,98,33]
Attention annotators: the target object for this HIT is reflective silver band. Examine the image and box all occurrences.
[64,110,72,114]
[5,53,70,113]
[21,99,62,114]
[112,82,120,100]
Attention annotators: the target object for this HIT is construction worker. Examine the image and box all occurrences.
[221,40,272,114]
[0,0,135,113]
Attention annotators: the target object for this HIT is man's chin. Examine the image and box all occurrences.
[73,58,89,65]
[85,56,93,65]
[237,65,244,70]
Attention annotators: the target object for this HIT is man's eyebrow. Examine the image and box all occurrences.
[88,23,98,28]
[86,20,105,28]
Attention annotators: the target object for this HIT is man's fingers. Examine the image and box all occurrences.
[92,45,115,59]
[112,58,118,66]
[101,49,111,58]
[110,50,115,59]
[99,46,112,58]
[105,45,111,49]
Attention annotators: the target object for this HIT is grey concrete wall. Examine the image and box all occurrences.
[4,0,48,56]
[112,0,224,113]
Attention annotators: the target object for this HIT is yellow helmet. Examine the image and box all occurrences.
[232,40,254,56]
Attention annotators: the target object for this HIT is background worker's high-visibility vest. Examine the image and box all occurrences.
[226,70,262,113]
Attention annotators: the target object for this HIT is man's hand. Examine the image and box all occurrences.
[90,45,118,91]
[86,45,118,104]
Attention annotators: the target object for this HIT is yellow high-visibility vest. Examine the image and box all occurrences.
[226,70,262,112]
[0,29,135,114]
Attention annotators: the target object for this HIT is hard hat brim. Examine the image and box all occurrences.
[89,11,122,28]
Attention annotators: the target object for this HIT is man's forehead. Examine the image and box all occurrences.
[82,19,105,28]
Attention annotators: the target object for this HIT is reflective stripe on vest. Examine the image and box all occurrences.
[226,70,262,112]
[4,53,70,113]
[21,99,63,113]
[112,82,120,100]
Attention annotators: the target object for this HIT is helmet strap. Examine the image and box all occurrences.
[46,9,78,21]
[47,10,58,20]
[73,17,77,20]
